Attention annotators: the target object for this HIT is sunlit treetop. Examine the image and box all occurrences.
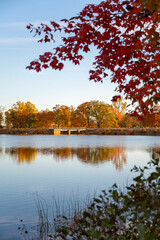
[27,0,160,115]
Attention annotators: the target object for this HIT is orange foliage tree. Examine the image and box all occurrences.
[34,110,55,128]
[111,97,127,123]
[4,100,159,129]
[143,105,160,127]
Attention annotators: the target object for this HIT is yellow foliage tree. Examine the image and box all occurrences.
[5,101,38,128]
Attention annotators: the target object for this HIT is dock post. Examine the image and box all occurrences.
[53,129,61,135]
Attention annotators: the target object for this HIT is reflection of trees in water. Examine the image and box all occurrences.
[0,148,4,160]
[40,148,73,161]
[5,148,38,164]
[0,148,3,155]
[76,147,127,170]
[40,147,127,171]
[1,146,160,170]
[2,146,127,170]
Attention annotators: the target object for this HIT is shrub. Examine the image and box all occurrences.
[20,154,160,240]
[53,154,160,240]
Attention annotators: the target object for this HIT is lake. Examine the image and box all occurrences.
[0,134,160,239]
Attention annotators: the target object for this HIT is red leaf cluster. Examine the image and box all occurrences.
[26,0,160,115]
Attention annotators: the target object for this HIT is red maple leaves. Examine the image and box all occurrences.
[26,0,160,115]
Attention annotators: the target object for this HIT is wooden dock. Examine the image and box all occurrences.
[49,128,86,135]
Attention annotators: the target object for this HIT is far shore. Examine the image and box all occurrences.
[0,128,160,136]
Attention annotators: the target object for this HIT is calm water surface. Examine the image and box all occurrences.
[0,134,160,239]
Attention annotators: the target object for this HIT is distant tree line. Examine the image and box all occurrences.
[0,99,159,129]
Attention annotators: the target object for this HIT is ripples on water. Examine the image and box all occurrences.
[0,135,160,239]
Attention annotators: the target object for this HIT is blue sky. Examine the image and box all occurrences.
[0,0,117,111]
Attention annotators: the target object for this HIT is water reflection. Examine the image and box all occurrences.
[0,135,160,240]
[47,147,127,170]
[0,147,38,164]
[2,146,159,170]
[0,144,159,171]
[0,146,127,170]
[1,146,160,170]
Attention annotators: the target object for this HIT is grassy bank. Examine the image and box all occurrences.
[0,128,160,136]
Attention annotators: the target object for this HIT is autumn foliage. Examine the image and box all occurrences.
[143,105,160,127]
[3,99,145,129]
[2,99,160,129]
[0,107,3,128]
[26,0,160,115]
[5,101,38,128]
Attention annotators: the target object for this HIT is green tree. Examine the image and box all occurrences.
[52,105,74,127]
[73,102,94,128]
[120,114,142,128]
[89,101,118,128]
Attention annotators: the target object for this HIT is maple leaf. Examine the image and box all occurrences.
[26,0,160,115]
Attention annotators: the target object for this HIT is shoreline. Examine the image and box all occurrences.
[0,128,160,136]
